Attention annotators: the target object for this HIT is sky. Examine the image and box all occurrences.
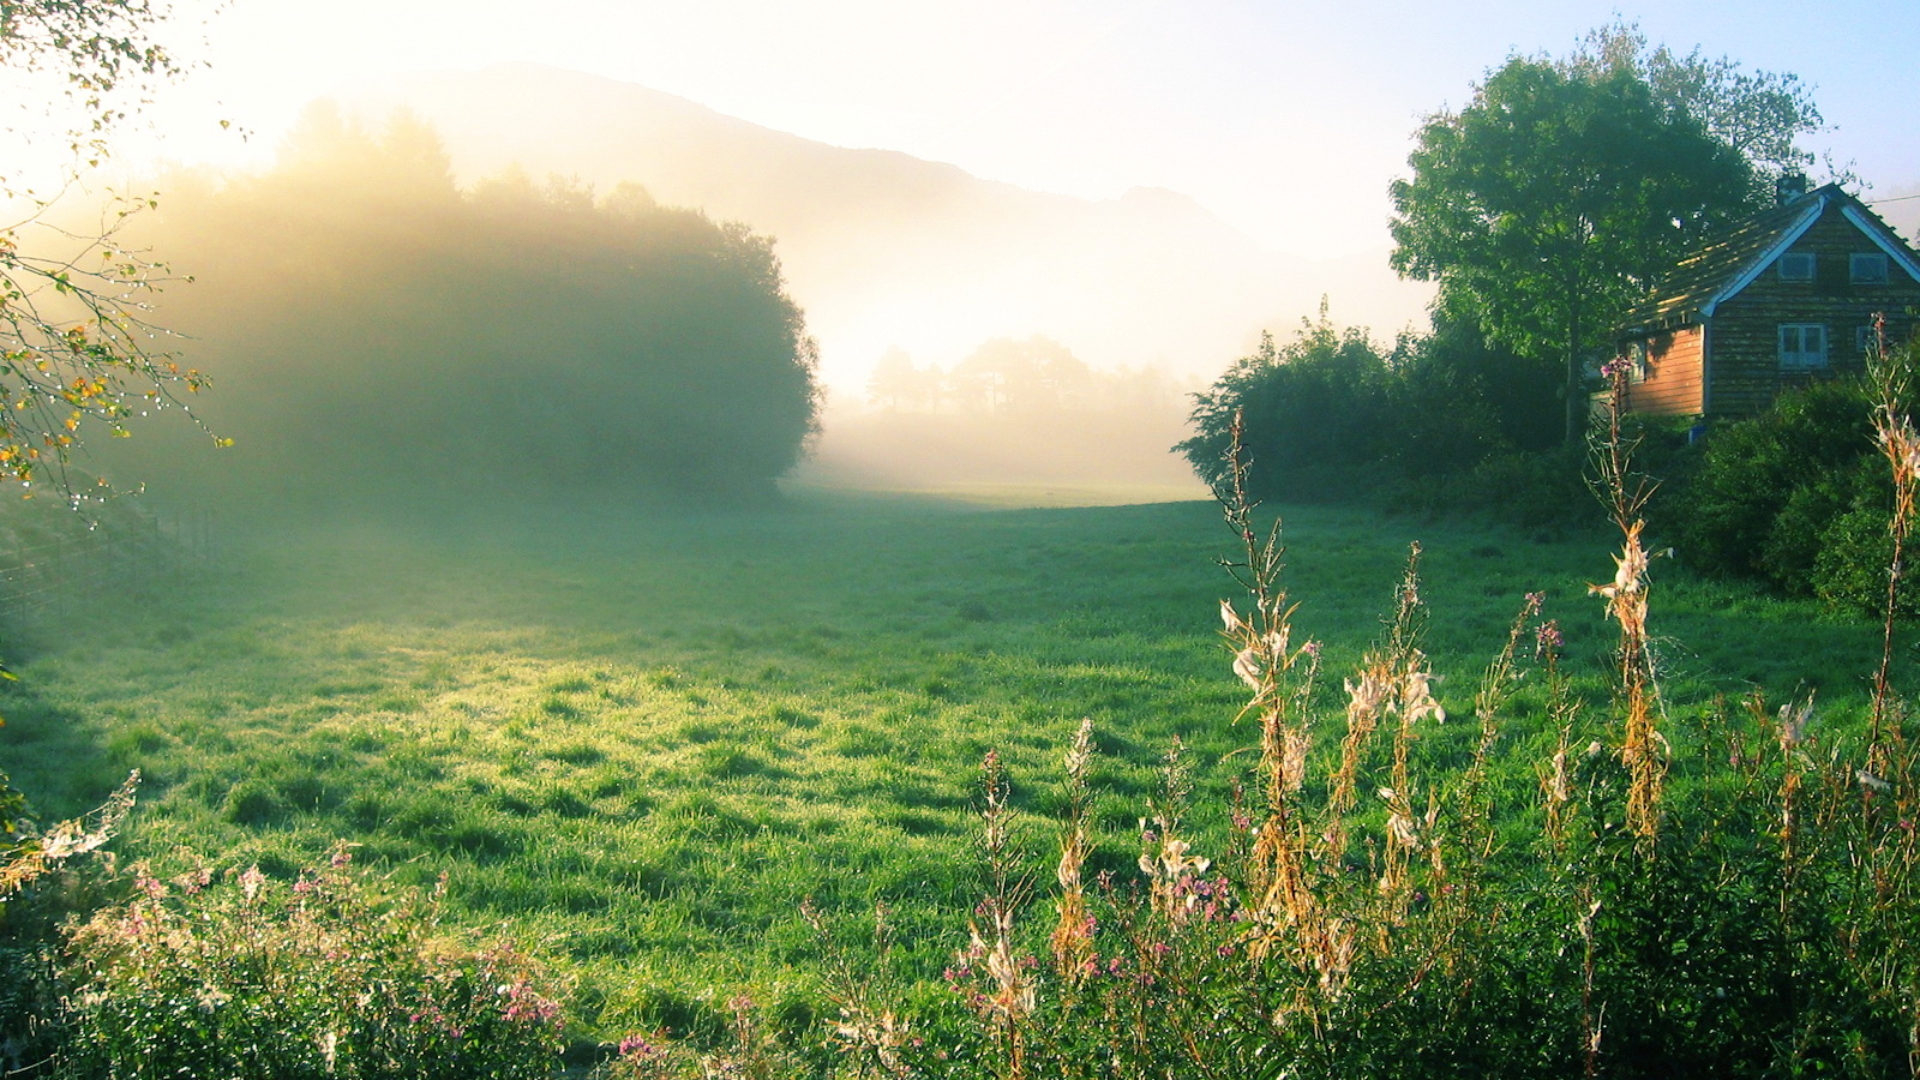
[128,0,1920,266]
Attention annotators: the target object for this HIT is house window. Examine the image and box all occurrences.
[1777,252,1816,281]
[1780,323,1828,370]
[1627,341,1648,383]
[1852,252,1890,284]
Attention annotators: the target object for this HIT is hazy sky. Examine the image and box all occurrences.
[134,0,1920,264]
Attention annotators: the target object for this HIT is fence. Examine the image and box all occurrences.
[0,505,217,628]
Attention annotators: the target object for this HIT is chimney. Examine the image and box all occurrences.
[1775,172,1809,206]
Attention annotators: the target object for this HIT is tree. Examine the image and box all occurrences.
[0,0,222,502]
[1390,57,1753,444]
[1565,21,1826,194]
[867,346,919,409]
[951,335,1091,414]
[114,112,822,509]
[1177,304,1401,500]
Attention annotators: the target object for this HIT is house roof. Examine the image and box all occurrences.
[1620,183,1920,334]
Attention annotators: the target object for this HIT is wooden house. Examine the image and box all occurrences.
[1615,181,1920,418]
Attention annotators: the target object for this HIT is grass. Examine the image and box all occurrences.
[1,483,1908,1040]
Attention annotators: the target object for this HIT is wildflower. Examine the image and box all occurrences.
[1534,619,1564,657]
[1233,646,1264,689]
[1220,599,1246,634]
[238,864,266,903]
[1777,694,1814,748]
[173,867,213,895]
[618,1034,664,1060]
[1279,727,1308,794]
[1403,667,1446,724]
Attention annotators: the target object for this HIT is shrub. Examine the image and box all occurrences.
[1673,376,1887,598]
[1178,306,1569,513]
[1,773,138,1077]
[1811,505,1920,615]
[58,848,565,1080]
[1177,309,1400,502]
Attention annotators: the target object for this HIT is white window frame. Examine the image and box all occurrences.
[1777,252,1816,281]
[1779,323,1828,370]
[1851,252,1890,284]
[1627,341,1648,383]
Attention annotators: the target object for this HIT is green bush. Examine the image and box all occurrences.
[58,849,565,1080]
[1811,505,1920,616]
[1178,307,1569,512]
[1177,311,1399,502]
[1672,378,1891,604]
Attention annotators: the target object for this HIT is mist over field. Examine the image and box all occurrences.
[334,64,1435,390]
[48,64,1392,507]
[292,64,1423,503]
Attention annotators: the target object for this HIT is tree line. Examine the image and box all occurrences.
[866,335,1182,416]
[98,104,822,513]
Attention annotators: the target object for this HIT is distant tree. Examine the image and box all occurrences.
[121,110,821,508]
[867,346,918,409]
[1088,363,1182,413]
[1390,56,1753,444]
[910,362,946,412]
[0,0,223,500]
[1178,302,1557,503]
[952,335,1090,414]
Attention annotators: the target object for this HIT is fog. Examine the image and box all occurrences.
[312,63,1429,501]
[73,105,820,523]
[42,62,1458,509]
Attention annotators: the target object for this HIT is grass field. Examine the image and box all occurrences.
[1,483,1906,1039]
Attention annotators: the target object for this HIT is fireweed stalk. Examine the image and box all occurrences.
[1862,316,1920,1075]
[1592,358,1666,843]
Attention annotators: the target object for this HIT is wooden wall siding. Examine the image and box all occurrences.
[1625,326,1704,415]
[1708,208,1920,417]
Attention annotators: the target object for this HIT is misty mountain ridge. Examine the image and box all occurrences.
[332,62,1433,393]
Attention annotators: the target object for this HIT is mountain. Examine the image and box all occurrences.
[335,63,1432,392]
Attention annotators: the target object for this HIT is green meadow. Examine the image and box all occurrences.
[1,486,1902,1037]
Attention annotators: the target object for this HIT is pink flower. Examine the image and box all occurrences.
[618,1035,658,1058]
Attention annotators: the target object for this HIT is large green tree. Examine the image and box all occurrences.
[115,108,822,510]
[1567,22,1825,191]
[1389,54,1757,444]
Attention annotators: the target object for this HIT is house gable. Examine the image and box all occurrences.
[1619,184,1920,418]
[1699,202,1824,318]
[1840,204,1920,284]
